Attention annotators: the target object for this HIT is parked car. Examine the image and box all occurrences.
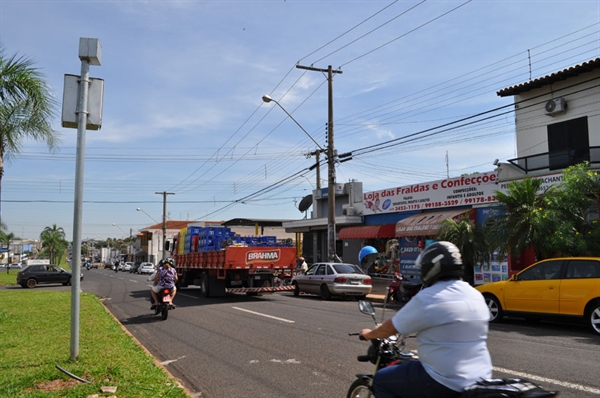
[138,262,155,275]
[122,262,134,272]
[8,263,22,269]
[17,264,83,288]
[291,262,372,300]
[476,257,600,335]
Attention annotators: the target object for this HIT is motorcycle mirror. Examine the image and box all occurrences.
[358,300,375,316]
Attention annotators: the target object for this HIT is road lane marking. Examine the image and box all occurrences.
[232,307,295,323]
[129,280,137,283]
[493,366,600,394]
[179,293,199,299]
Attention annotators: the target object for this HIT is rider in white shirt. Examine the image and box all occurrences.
[359,241,492,398]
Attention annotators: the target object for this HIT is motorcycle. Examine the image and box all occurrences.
[348,300,558,398]
[153,287,173,320]
[387,273,422,304]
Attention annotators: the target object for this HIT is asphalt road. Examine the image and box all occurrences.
[63,269,600,397]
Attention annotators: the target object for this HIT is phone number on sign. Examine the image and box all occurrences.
[424,200,460,208]
[464,196,496,204]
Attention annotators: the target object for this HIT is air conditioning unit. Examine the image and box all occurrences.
[342,207,355,216]
[545,98,567,116]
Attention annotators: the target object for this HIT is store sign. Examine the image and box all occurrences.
[363,172,499,215]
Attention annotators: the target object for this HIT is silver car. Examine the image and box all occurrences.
[138,262,155,274]
[291,262,372,300]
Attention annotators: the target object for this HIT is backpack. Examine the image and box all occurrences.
[463,378,558,398]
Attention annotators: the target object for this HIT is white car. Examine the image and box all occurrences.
[122,262,134,272]
[291,262,372,300]
[138,262,155,274]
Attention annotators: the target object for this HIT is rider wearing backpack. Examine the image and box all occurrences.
[150,258,178,310]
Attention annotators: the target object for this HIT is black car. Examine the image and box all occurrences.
[17,264,83,288]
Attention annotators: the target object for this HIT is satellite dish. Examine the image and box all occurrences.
[298,194,313,213]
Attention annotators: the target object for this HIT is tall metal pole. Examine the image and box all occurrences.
[70,58,90,361]
[296,64,342,262]
[156,191,174,260]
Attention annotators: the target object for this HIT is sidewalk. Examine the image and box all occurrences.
[366,278,389,303]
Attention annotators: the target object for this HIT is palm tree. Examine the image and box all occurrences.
[0,44,60,225]
[437,215,489,285]
[40,224,68,265]
[489,177,547,260]
[0,230,18,264]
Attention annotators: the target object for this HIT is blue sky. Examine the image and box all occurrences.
[1,0,599,241]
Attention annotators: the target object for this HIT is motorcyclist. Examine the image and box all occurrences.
[150,257,178,310]
[359,241,492,398]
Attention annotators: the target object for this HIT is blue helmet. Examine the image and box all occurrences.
[358,246,378,269]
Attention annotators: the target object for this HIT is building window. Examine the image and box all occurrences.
[547,116,590,170]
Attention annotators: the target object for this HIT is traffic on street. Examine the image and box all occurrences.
[80,268,600,398]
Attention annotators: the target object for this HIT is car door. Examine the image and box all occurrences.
[560,259,600,315]
[45,265,65,284]
[307,264,327,294]
[297,264,318,293]
[504,260,562,314]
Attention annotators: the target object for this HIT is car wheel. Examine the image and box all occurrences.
[293,282,300,297]
[484,295,503,322]
[587,300,600,336]
[26,278,37,288]
[62,277,72,286]
[320,284,332,300]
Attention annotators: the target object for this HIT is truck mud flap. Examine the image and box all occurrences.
[226,285,295,294]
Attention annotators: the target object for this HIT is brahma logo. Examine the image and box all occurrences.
[246,250,281,263]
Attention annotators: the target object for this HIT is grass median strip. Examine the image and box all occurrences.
[0,288,189,397]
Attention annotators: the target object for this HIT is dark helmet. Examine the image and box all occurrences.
[163,257,175,267]
[415,241,463,287]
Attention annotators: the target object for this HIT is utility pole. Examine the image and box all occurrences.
[308,149,323,190]
[155,191,174,260]
[296,64,342,262]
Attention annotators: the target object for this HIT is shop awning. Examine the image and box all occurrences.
[338,224,397,240]
[395,209,471,237]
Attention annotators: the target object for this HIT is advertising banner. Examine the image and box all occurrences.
[363,172,499,215]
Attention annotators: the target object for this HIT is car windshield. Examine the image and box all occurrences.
[332,264,362,274]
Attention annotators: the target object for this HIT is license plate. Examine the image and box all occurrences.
[162,296,171,303]
[349,280,359,285]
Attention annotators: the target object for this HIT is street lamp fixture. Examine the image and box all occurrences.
[262,95,325,151]
[136,207,159,224]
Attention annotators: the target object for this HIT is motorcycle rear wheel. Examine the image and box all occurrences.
[347,378,373,398]
[161,305,169,320]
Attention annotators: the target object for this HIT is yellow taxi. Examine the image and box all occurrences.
[476,257,600,335]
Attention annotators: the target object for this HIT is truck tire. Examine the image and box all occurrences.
[201,273,210,298]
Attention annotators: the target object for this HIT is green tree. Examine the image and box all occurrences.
[437,215,489,285]
[489,177,548,260]
[40,224,68,265]
[542,162,600,256]
[0,44,60,224]
[0,230,18,262]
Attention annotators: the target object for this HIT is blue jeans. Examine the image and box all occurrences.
[373,361,460,398]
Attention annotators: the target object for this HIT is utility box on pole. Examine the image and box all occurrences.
[61,74,104,130]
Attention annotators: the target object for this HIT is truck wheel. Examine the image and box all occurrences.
[201,273,210,298]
